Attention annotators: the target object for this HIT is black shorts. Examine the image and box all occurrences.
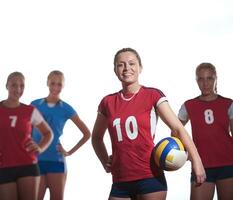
[191,165,233,183]
[0,164,40,184]
[110,176,167,198]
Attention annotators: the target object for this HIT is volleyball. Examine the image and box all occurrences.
[153,137,188,171]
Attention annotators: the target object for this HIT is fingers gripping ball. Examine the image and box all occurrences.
[154,137,188,171]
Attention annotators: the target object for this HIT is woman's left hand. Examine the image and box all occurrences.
[25,139,41,154]
[57,144,70,156]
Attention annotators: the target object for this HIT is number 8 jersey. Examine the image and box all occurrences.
[178,95,233,168]
[98,86,167,182]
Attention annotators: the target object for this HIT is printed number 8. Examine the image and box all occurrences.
[204,109,214,124]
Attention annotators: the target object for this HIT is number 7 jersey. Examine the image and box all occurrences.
[98,86,167,182]
[0,103,43,168]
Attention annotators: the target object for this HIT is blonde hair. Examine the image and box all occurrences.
[196,63,217,78]
[6,71,25,86]
[196,62,217,93]
[47,70,64,83]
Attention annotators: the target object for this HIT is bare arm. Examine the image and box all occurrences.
[26,121,53,154]
[91,113,111,172]
[230,118,233,137]
[58,114,91,156]
[171,119,188,137]
[157,101,206,185]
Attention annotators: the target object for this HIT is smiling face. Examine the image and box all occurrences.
[196,64,217,97]
[47,73,64,97]
[114,51,142,86]
[6,72,25,102]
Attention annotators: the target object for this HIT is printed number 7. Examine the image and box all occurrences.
[9,116,17,127]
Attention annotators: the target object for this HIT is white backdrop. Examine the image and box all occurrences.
[1,0,233,199]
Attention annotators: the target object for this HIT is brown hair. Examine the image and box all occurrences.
[113,48,142,67]
[196,63,217,78]
[6,71,25,86]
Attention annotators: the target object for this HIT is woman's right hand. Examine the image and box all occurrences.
[105,155,112,173]
[25,139,41,154]
[192,159,206,186]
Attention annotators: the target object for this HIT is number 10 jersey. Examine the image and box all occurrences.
[98,86,167,182]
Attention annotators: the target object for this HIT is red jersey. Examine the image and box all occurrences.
[98,86,167,182]
[0,103,43,168]
[179,95,233,168]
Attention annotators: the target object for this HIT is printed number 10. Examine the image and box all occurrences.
[113,116,138,142]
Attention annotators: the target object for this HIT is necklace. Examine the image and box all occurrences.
[120,87,141,101]
[120,92,137,101]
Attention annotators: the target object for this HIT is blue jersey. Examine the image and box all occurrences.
[31,98,77,162]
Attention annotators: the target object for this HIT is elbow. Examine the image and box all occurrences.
[91,133,103,148]
[84,131,91,141]
[91,133,98,148]
[170,125,185,138]
[47,130,54,146]
[49,130,54,142]
[171,131,178,137]
[39,130,53,153]
[91,134,95,146]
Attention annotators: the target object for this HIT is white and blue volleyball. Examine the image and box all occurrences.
[153,137,188,171]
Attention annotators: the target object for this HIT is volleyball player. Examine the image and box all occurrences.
[0,72,53,200]
[32,70,91,200]
[92,48,206,200]
[178,63,233,200]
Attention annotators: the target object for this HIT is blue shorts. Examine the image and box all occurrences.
[110,176,167,198]
[0,164,40,184]
[38,161,67,175]
[191,165,233,183]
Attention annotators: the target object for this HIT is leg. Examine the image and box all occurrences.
[136,176,167,200]
[38,175,48,200]
[17,176,40,200]
[109,197,131,200]
[137,191,167,200]
[0,182,18,200]
[190,181,215,200]
[46,173,67,200]
[108,181,133,200]
[216,177,233,200]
